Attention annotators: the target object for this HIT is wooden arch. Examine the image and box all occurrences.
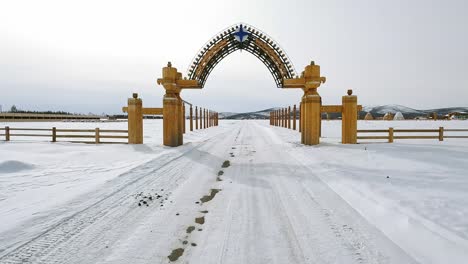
[187,23,297,88]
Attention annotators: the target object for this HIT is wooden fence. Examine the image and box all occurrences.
[357,127,468,143]
[0,126,128,144]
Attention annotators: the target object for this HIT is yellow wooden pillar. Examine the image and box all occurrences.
[301,62,324,145]
[342,89,358,144]
[302,92,321,145]
[195,106,198,130]
[161,63,182,147]
[127,93,143,144]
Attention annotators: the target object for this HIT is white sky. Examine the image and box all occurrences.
[1,0,467,114]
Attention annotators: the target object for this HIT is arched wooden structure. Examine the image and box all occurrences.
[187,23,297,88]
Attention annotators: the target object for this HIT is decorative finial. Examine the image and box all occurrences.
[310,61,315,65]
[132,93,138,99]
[347,89,353,96]
[167,61,172,67]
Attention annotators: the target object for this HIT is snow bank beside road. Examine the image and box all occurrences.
[271,120,468,263]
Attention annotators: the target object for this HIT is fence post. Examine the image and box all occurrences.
[190,105,193,131]
[195,106,198,130]
[439,127,444,141]
[388,127,394,143]
[5,126,10,141]
[52,127,56,142]
[199,107,202,129]
[183,104,186,134]
[288,106,291,129]
[299,103,302,133]
[293,104,297,130]
[95,128,100,144]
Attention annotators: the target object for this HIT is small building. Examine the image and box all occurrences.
[364,112,374,120]
[383,112,394,120]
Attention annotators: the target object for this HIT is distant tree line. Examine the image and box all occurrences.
[6,105,77,115]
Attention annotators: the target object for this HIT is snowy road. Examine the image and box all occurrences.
[1,120,466,263]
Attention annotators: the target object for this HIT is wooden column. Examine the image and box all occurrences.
[302,92,321,145]
[342,89,357,144]
[189,105,193,131]
[293,105,297,130]
[128,93,143,144]
[195,106,198,130]
[388,127,394,143]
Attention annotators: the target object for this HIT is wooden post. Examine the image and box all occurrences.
[52,127,56,142]
[199,107,202,129]
[160,62,183,147]
[274,111,277,126]
[274,110,277,126]
[439,127,444,141]
[195,106,198,130]
[5,126,10,141]
[283,108,286,127]
[189,105,193,131]
[95,128,100,144]
[128,93,143,144]
[299,102,302,133]
[274,111,276,126]
[209,111,212,127]
[183,104,186,134]
[389,127,394,143]
[302,93,321,145]
[293,105,297,130]
[203,109,206,129]
[288,106,291,129]
[342,90,357,144]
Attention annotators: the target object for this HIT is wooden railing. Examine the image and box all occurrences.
[357,127,468,143]
[0,127,128,144]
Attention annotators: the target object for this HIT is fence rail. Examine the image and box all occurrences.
[357,127,468,143]
[0,126,128,144]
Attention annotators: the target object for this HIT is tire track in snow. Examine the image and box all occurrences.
[0,127,237,264]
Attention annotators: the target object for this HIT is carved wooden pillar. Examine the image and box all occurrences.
[342,89,357,144]
[127,93,143,144]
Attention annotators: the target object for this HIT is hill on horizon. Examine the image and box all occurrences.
[220,105,468,120]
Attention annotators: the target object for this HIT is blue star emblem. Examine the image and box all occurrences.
[233,24,250,42]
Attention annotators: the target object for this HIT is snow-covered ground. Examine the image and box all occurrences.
[0,119,467,263]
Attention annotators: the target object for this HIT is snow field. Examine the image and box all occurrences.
[0,119,467,263]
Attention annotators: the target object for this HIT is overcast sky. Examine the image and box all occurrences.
[1,0,467,114]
